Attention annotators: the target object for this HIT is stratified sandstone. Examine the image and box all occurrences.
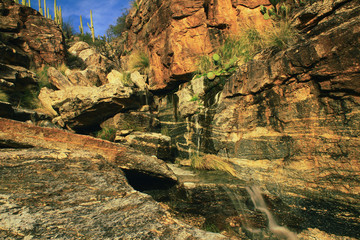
[125,0,270,91]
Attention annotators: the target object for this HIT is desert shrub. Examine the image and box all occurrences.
[0,90,9,102]
[96,126,117,141]
[128,51,150,74]
[10,85,40,109]
[121,72,133,86]
[107,10,129,40]
[264,21,297,49]
[131,0,139,10]
[57,63,69,76]
[196,23,297,79]
[190,154,236,177]
[62,21,74,40]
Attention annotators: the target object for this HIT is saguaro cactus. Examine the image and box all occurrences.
[87,10,95,42]
[79,15,84,35]
[43,0,47,18]
[54,0,57,21]
[38,0,43,15]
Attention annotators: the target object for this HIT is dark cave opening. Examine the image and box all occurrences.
[122,169,178,201]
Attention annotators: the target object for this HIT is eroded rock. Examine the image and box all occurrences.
[123,131,173,161]
[38,84,144,131]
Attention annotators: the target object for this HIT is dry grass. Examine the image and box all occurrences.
[127,50,150,74]
[196,21,297,75]
[191,154,237,177]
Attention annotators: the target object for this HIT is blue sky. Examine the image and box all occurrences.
[29,0,131,36]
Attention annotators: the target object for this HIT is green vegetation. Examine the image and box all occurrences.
[34,65,52,89]
[10,85,40,109]
[131,0,139,10]
[260,0,289,20]
[196,23,297,79]
[128,51,150,74]
[62,21,74,40]
[190,94,200,102]
[266,21,296,49]
[87,10,95,42]
[79,15,84,35]
[107,10,128,40]
[161,126,170,136]
[0,90,9,102]
[190,154,236,177]
[38,0,43,15]
[96,126,117,141]
[121,72,133,86]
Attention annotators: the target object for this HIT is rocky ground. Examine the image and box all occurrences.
[0,0,359,239]
[0,147,227,239]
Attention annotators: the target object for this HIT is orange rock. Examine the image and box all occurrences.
[126,0,271,91]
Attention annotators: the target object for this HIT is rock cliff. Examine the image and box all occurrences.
[0,0,65,68]
[0,0,359,238]
[125,0,271,91]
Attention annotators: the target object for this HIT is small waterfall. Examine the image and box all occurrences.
[194,114,202,156]
[185,117,192,157]
[246,186,298,240]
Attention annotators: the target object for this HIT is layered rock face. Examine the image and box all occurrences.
[0,0,65,68]
[125,0,270,91]
[152,0,360,237]
[205,0,360,236]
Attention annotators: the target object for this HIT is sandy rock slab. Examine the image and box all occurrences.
[0,148,228,239]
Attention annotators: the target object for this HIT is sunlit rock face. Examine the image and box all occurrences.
[209,0,360,232]
[0,0,66,68]
[125,0,271,92]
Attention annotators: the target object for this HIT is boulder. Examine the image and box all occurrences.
[0,63,36,86]
[175,77,207,118]
[68,41,91,55]
[65,68,96,87]
[107,69,125,86]
[0,117,176,181]
[68,41,113,85]
[38,84,144,131]
[130,71,147,90]
[47,66,73,89]
[123,131,173,161]
[101,111,160,132]
[0,33,30,68]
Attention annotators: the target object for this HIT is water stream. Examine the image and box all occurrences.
[246,186,298,240]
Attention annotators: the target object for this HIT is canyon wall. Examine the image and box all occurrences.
[125,0,270,92]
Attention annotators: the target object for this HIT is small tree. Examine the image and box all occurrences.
[106,9,129,40]
[62,21,74,40]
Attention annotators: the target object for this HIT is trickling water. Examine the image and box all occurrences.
[246,186,298,240]
[194,114,202,156]
[185,117,192,157]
